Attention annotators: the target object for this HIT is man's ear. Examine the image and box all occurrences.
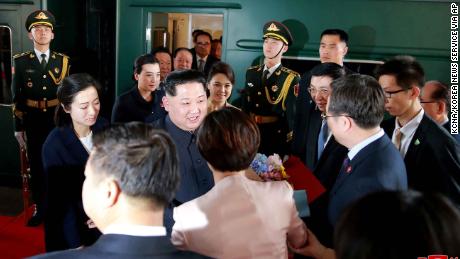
[342,45,349,57]
[411,85,421,99]
[162,96,169,112]
[342,115,353,132]
[282,45,289,54]
[28,32,33,40]
[438,101,447,115]
[104,179,121,208]
[134,72,140,81]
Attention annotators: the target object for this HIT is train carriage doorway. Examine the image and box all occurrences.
[149,12,223,56]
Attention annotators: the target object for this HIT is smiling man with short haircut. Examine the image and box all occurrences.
[151,70,214,231]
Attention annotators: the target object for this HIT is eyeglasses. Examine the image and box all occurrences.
[420,100,438,104]
[321,113,353,120]
[196,42,210,46]
[308,87,330,96]
[384,88,410,98]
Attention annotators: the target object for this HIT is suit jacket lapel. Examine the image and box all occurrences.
[306,108,322,167]
[330,136,384,194]
[61,126,90,162]
[404,115,427,164]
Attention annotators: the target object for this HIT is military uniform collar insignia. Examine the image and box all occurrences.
[267,23,280,31]
[30,53,35,58]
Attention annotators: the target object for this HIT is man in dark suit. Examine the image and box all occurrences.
[326,74,408,226]
[420,80,460,143]
[32,122,202,258]
[377,56,460,206]
[151,70,214,230]
[291,63,348,250]
[292,63,346,170]
[190,30,219,77]
[12,10,70,226]
[242,20,300,156]
[295,29,353,141]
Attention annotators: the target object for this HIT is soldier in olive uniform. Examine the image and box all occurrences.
[12,10,70,226]
[242,20,300,156]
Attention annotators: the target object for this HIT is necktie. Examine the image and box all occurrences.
[198,59,205,72]
[262,69,269,86]
[317,119,328,160]
[40,53,47,69]
[394,128,403,151]
[336,156,351,183]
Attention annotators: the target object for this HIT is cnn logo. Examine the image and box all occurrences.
[417,255,458,259]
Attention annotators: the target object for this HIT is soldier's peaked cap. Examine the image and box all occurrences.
[26,10,56,32]
[263,20,293,46]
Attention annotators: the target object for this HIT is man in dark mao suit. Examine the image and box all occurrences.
[31,123,202,259]
[12,10,70,226]
[151,70,214,231]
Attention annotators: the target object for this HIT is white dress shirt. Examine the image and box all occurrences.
[34,48,50,63]
[263,62,281,78]
[392,109,424,157]
[104,223,167,237]
[347,129,385,160]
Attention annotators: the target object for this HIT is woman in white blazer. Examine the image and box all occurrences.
[171,107,308,259]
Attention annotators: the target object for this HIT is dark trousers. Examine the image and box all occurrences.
[257,120,290,156]
[24,110,55,215]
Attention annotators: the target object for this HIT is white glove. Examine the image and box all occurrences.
[14,131,27,149]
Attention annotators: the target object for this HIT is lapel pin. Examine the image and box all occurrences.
[346,165,352,174]
[414,139,421,146]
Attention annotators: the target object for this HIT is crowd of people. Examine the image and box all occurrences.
[11,9,460,259]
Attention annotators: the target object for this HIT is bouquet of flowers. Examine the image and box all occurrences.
[249,153,289,181]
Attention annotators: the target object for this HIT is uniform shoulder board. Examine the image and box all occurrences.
[52,51,69,58]
[281,67,300,76]
[247,65,262,71]
[13,51,32,59]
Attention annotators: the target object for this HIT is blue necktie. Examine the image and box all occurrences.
[317,120,328,160]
